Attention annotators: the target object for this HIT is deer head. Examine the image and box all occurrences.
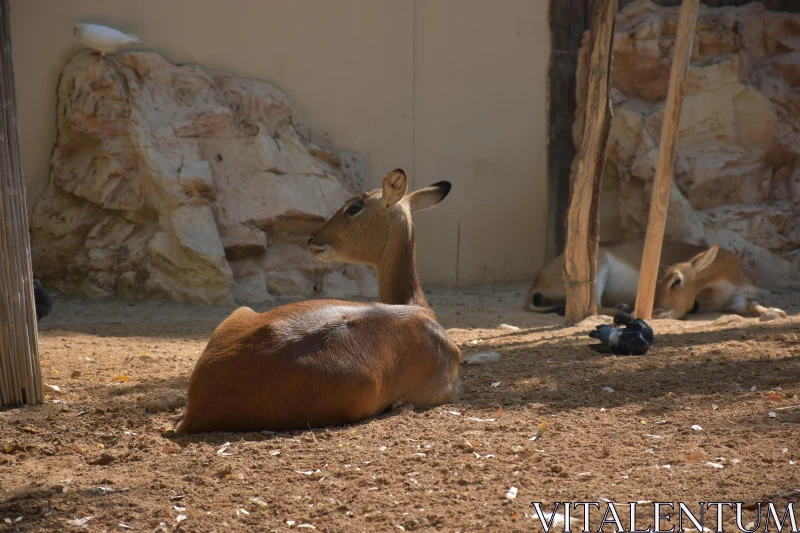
[307,169,450,265]
[652,245,718,319]
[307,168,451,306]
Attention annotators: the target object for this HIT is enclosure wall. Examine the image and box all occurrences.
[10,0,550,286]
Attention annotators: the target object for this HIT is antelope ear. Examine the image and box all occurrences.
[690,245,719,272]
[406,181,452,212]
[381,169,408,208]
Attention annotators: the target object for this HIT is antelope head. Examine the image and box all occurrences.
[652,245,718,319]
[307,169,451,266]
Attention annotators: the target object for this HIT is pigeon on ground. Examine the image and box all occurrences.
[612,312,654,346]
[74,23,140,56]
[589,312,653,356]
[33,279,52,322]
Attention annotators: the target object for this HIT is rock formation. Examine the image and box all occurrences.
[577,0,800,286]
[32,51,377,304]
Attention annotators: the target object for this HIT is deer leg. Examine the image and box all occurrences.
[726,294,786,318]
[597,304,632,316]
[723,294,749,315]
[745,298,786,318]
[390,399,415,411]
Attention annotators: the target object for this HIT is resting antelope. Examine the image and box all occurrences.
[526,240,786,320]
[176,169,461,433]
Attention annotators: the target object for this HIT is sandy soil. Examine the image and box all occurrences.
[1,283,799,532]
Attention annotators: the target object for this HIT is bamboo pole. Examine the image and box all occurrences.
[634,0,700,320]
[562,0,618,324]
[0,0,43,406]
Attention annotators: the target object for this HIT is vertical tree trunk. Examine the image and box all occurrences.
[0,0,43,406]
[634,0,700,320]
[562,0,618,324]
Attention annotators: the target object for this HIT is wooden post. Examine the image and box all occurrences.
[0,0,43,406]
[562,0,618,324]
[634,0,700,320]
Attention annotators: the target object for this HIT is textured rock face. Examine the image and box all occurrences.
[32,51,376,304]
[579,0,800,286]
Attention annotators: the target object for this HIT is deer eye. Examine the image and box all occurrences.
[670,277,683,289]
[345,204,363,216]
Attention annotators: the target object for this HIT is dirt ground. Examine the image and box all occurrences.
[1,282,799,532]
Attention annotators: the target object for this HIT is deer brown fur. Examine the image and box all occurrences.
[525,240,786,320]
[176,169,461,433]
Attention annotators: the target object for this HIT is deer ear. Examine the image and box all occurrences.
[690,245,719,272]
[406,181,452,212]
[381,169,408,208]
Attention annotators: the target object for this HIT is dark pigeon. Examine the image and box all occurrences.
[589,312,653,356]
[33,279,52,322]
[612,312,654,346]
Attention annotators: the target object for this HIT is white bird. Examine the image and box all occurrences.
[74,23,140,56]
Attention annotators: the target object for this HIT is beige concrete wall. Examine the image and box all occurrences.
[10,0,550,286]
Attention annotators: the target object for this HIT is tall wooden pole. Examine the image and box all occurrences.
[634,0,700,320]
[0,0,43,406]
[562,0,618,324]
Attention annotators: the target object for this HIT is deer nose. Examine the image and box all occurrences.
[307,235,315,247]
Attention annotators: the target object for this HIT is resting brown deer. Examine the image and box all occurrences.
[525,240,786,320]
[175,169,461,433]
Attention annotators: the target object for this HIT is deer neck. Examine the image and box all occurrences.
[375,229,429,309]
[692,268,719,291]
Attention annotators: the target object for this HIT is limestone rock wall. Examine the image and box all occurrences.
[32,51,377,304]
[578,0,800,286]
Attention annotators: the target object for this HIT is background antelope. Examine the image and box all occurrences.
[526,240,786,320]
[176,169,461,433]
